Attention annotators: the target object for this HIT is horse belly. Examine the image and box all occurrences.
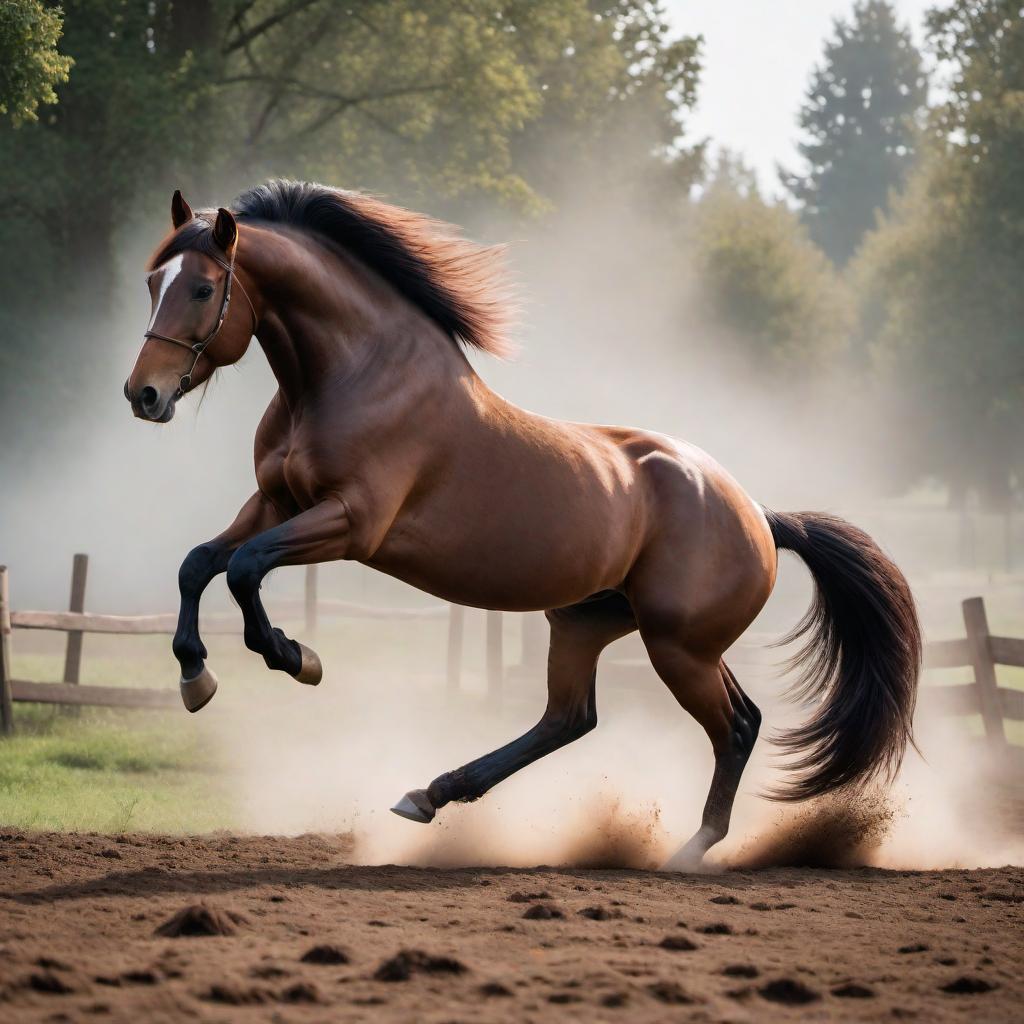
[369,479,639,612]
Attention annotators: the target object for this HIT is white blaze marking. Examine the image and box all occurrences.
[147,254,184,330]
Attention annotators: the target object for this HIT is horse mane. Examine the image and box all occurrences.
[150,179,514,358]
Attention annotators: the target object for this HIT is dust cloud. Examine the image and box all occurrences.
[194,613,1021,873]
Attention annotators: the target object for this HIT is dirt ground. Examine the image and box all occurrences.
[0,830,1019,1023]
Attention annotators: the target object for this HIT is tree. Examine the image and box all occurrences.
[853,1,1024,505]
[691,153,853,373]
[783,0,927,266]
[0,1,702,307]
[0,0,72,125]
[507,1,704,210]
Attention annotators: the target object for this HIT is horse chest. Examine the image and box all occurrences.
[256,446,318,510]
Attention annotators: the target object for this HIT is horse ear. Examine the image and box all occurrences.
[212,207,238,257]
[171,189,194,228]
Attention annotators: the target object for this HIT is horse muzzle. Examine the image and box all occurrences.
[126,380,176,423]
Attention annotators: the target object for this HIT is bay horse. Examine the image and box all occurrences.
[125,181,920,868]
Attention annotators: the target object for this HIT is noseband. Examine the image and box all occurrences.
[143,251,258,400]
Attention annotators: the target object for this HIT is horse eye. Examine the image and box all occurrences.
[195,284,214,300]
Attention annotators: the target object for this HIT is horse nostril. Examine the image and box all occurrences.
[140,385,160,412]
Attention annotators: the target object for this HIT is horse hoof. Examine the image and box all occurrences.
[390,789,435,824]
[180,665,218,713]
[659,827,719,872]
[293,643,322,686]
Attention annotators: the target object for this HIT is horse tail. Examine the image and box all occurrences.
[763,509,921,801]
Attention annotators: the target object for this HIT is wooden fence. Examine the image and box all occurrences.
[0,556,504,734]
[1,557,1022,748]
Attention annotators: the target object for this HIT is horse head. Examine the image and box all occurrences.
[125,191,256,422]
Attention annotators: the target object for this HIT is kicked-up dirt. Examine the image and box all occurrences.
[0,829,1020,1022]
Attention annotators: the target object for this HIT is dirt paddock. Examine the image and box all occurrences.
[0,830,1020,1022]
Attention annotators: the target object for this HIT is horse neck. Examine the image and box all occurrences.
[238,225,474,413]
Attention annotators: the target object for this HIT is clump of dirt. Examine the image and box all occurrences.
[558,797,668,869]
[506,891,550,903]
[578,905,623,920]
[280,981,321,1003]
[154,903,249,938]
[940,976,998,995]
[658,935,698,951]
[833,982,875,998]
[723,964,759,978]
[479,981,513,997]
[204,981,270,1005]
[373,950,468,982]
[522,903,564,920]
[300,944,349,965]
[647,980,694,1004]
[759,978,821,1004]
[728,789,894,869]
[24,971,76,995]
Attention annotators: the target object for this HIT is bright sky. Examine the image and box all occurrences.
[663,0,935,195]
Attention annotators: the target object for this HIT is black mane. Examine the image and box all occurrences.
[152,179,511,356]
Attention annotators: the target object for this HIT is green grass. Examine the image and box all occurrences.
[0,704,235,832]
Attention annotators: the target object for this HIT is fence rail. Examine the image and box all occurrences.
[0,557,1022,748]
[0,556,495,733]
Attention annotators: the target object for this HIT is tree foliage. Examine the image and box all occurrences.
[0,0,72,125]
[0,1,702,304]
[854,0,1024,504]
[783,0,927,266]
[692,154,852,373]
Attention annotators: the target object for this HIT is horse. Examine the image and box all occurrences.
[125,180,920,869]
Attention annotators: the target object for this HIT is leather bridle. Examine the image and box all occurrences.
[142,251,258,401]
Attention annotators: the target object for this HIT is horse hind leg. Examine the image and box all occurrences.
[391,591,636,823]
[640,615,761,869]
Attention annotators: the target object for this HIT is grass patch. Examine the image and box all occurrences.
[0,704,235,833]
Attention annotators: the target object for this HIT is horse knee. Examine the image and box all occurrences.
[178,542,225,595]
[226,545,265,599]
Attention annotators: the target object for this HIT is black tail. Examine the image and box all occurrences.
[764,509,921,801]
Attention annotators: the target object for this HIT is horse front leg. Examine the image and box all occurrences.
[173,492,284,711]
[225,497,351,684]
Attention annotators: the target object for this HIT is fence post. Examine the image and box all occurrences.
[62,553,89,688]
[520,612,547,674]
[1005,511,1013,575]
[304,564,318,636]
[962,596,1006,749]
[446,604,464,697]
[486,610,503,710]
[0,567,14,736]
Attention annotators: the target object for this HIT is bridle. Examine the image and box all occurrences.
[141,250,258,401]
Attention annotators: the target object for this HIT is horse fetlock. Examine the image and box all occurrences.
[660,825,723,872]
[172,643,207,682]
[179,664,218,713]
